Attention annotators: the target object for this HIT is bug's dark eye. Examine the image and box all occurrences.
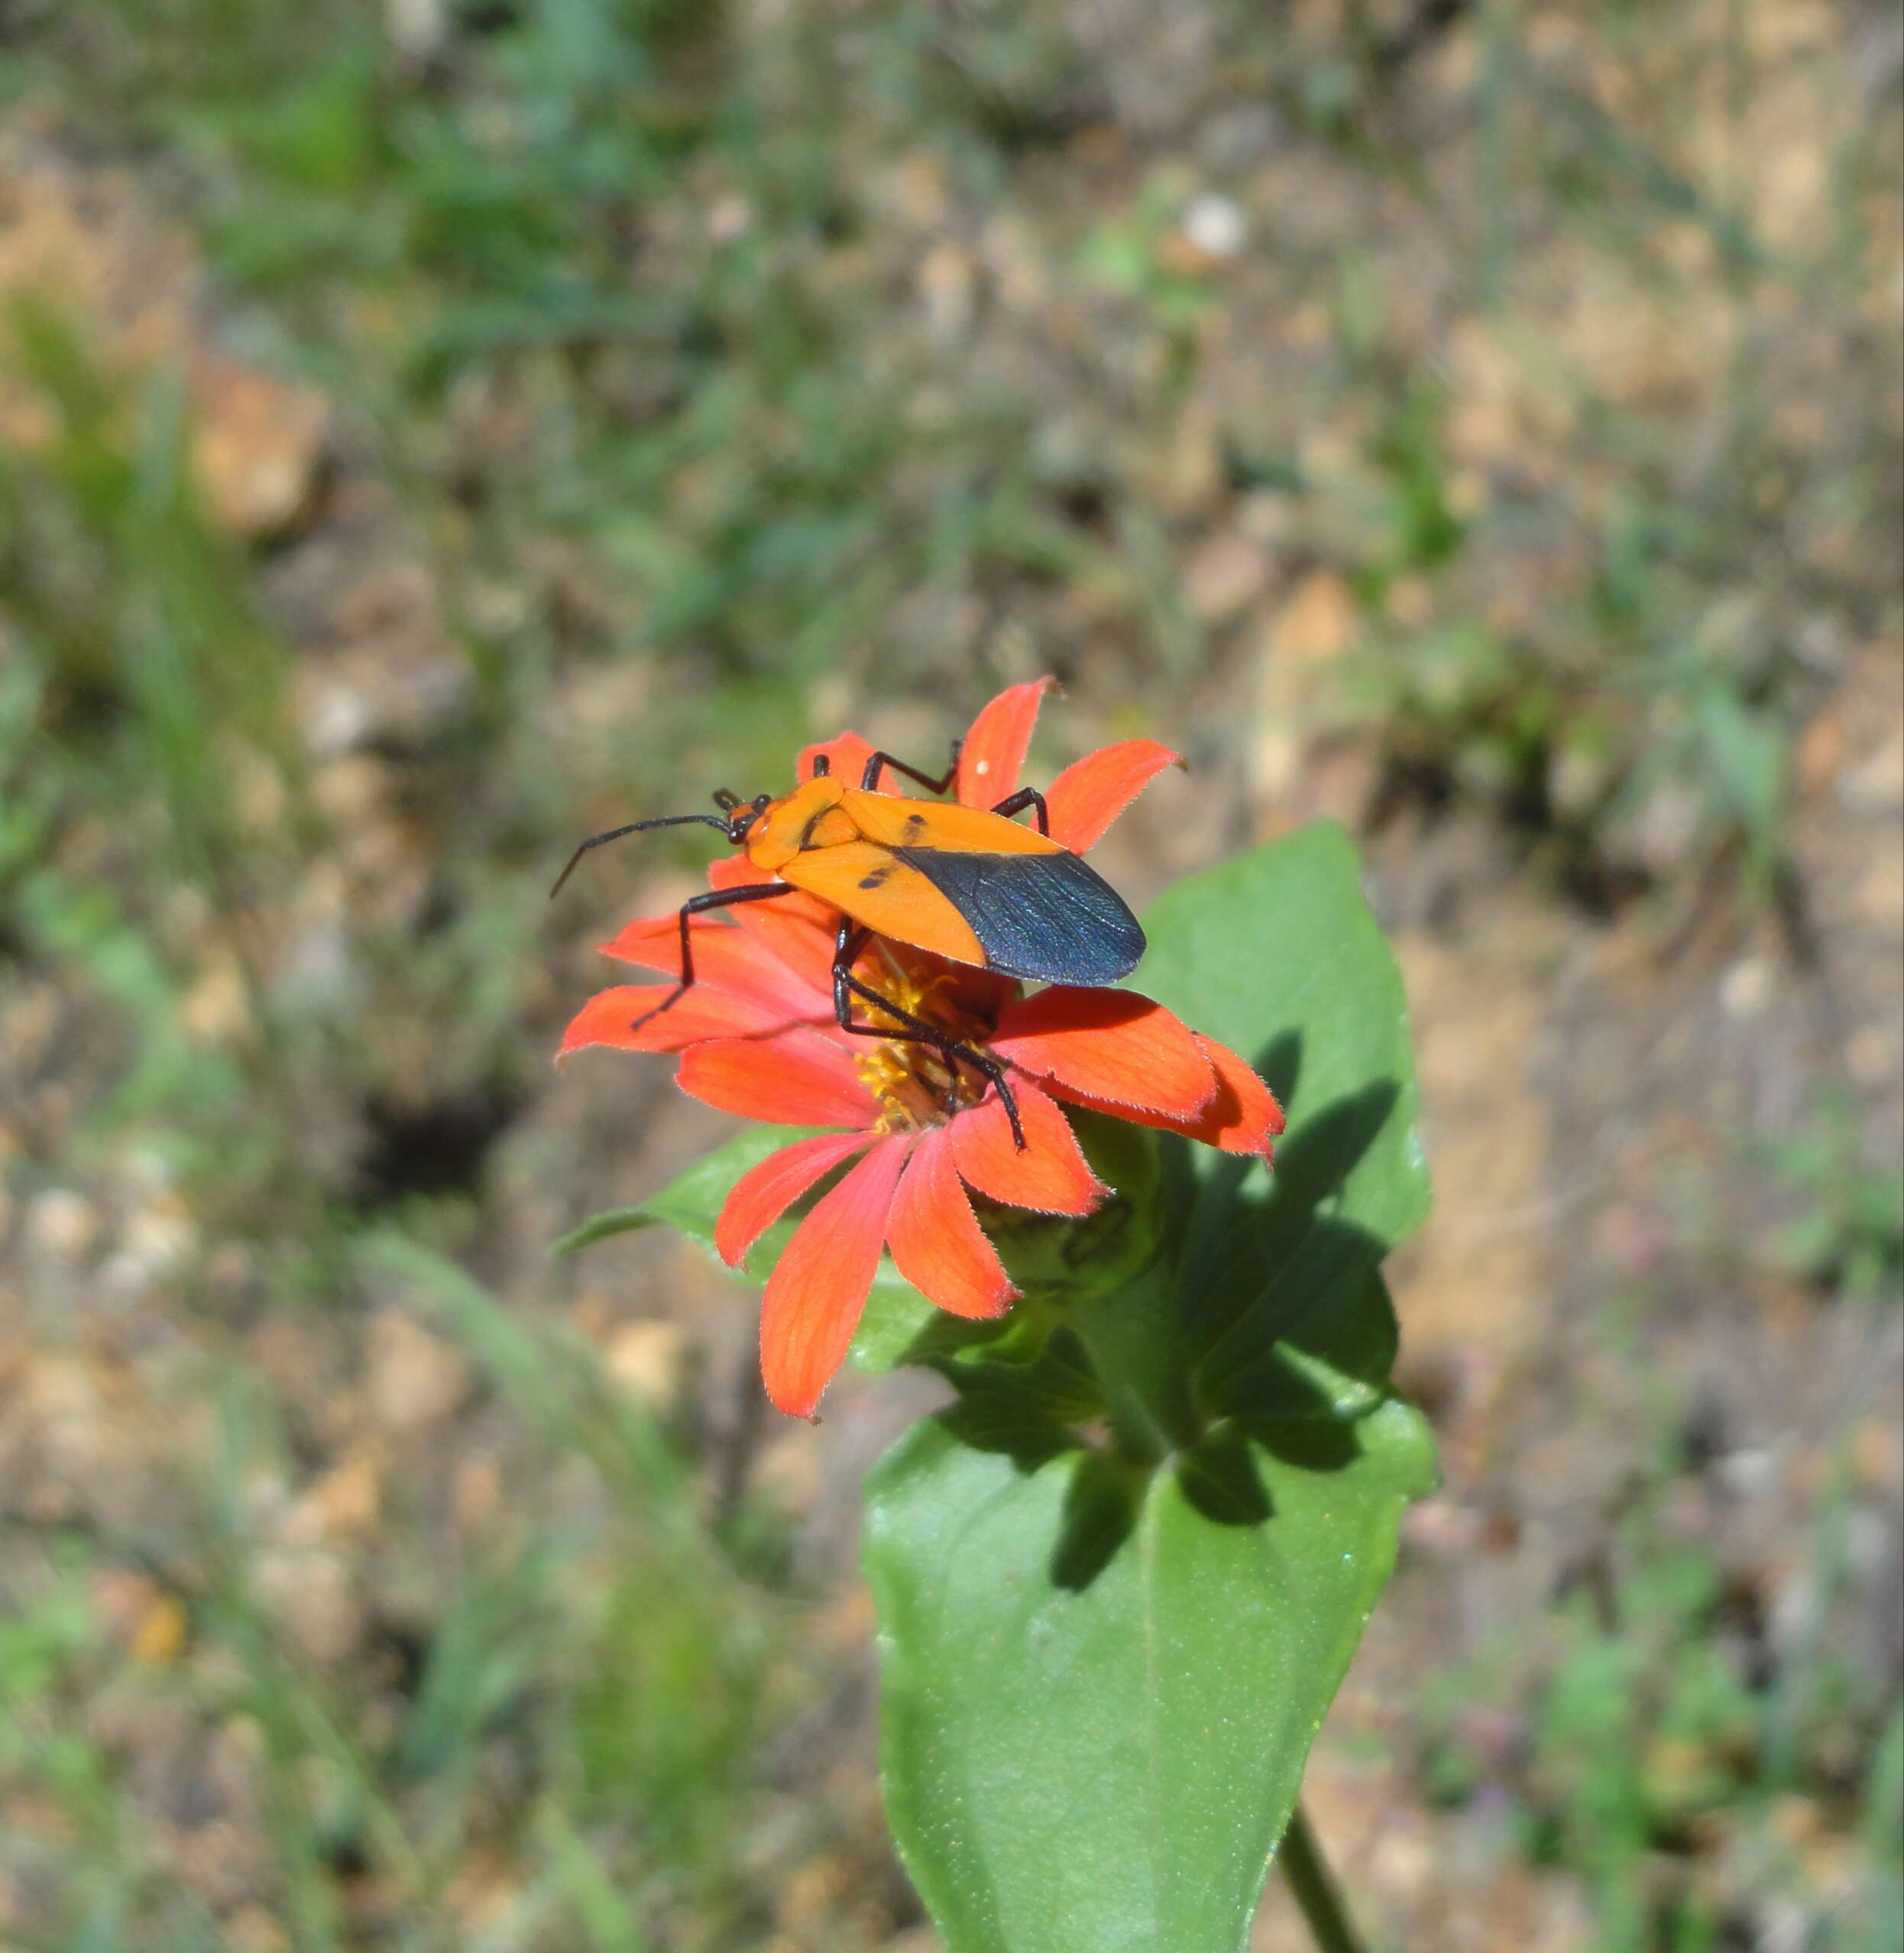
[753,795,770,811]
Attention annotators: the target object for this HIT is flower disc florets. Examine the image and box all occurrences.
[850,964,989,1132]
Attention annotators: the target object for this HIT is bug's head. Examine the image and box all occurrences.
[711,789,774,843]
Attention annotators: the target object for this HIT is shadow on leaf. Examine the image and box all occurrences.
[1176,1030,1400,1418]
[1175,1425,1272,1527]
[1051,1452,1144,1591]
[884,1019,1413,1591]
[1235,1414,1366,1476]
[1173,1417,1365,1528]
[930,1329,1103,1472]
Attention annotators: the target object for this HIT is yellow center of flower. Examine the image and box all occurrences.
[851,959,995,1134]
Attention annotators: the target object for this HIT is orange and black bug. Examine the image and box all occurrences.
[550,743,1146,1147]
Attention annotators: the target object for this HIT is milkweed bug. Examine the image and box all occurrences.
[551,740,1148,1148]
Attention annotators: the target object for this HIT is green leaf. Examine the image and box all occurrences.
[557,1125,1023,1375]
[553,1204,657,1256]
[866,824,1436,1951]
[1133,821,1430,1417]
[853,1275,982,1375]
[559,1122,827,1259]
[553,1125,817,1258]
[866,1397,1436,1953]
[653,1126,827,1247]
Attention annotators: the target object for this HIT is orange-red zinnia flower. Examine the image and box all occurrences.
[559,680,1284,1417]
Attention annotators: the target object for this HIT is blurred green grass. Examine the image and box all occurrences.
[2,0,1900,1947]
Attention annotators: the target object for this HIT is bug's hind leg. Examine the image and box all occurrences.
[828,922,1027,1149]
[858,738,963,795]
[630,882,803,1035]
[986,785,1049,836]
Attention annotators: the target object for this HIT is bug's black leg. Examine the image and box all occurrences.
[859,737,963,796]
[630,882,802,1034]
[550,811,737,898]
[827,924,1026,1149]
[827,928,927,1066]
[832,918,869,970]
[986,786,1050,837]
[825,925,944,1080]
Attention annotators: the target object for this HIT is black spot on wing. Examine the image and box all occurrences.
[894,847,1145,984]
[858,867,891,890]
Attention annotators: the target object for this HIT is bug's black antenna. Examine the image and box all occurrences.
[550,814,735,899]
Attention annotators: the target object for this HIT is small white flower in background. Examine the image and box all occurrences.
[1180,193,1247,261]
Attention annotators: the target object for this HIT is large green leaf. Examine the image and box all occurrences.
[1134,821,1430,1417]
[866,1394,1437,1953]
[866,823,1436,1951]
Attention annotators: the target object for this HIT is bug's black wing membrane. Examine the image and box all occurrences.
[894,848,1145,985]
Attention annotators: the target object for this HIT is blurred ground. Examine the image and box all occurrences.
[1,2,1900,1949]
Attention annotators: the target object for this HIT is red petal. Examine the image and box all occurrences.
[1048,1034,1286,1156]
[799,731,878,785]
[706,855,840,995]
[759,1134,911,1417]
[558,983,809,1058]
[992,986,1216,1119]
[715,1130,877,1268]
[950,1077,1106,1216]
[1188,1035,1287,1152]
[884,1127,1018,1320]
[954,678,1056,808]
[601,910,825,1017]
[1045,739,1185,853]
[676,1031,878,1127]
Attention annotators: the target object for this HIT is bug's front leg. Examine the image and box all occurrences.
[629,882,801,1033]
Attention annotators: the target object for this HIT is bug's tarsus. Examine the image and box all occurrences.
[550,811,736,899]
[860,737,964,797]
[828,921,1027,1149]
[629,881,801,1033]
[987,786,1050,837]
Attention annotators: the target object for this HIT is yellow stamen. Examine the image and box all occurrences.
[850,961,994,1133]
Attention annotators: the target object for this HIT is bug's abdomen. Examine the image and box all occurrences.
[893,847,1145,985]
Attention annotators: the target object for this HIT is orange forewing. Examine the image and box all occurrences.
[834,789,1060,856]
[776,844,986,967]
[746,783,1076,975]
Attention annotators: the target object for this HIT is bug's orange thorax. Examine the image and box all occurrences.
[743,776,858,873]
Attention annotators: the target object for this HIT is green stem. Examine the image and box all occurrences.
[1279,1803,1368,1953]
